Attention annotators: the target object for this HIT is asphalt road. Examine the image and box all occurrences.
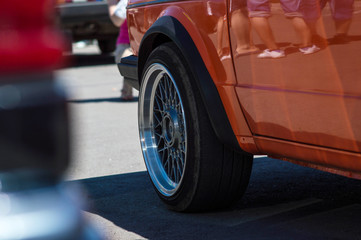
[56,44,361,240]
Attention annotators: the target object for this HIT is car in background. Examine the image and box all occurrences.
[118,0,361,212]
[56,0,119,54]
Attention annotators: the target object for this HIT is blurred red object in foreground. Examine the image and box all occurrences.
[0,0,65,75]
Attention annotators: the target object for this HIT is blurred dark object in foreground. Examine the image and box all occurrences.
[0,0,102,239]
[0,75,69,179]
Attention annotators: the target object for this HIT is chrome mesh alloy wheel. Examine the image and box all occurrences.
[139,63,187,197]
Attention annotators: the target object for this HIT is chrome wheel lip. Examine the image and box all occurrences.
[139,63,187,197]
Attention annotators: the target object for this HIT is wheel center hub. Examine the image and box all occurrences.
[163,108,180,147]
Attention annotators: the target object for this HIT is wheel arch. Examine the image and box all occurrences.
[138,31,172,84]
[138,16,242,151]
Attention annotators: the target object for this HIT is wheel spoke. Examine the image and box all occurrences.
[156,134,164,146]
[176,156,183,182]
[172,84,177,106]
[163,154,169,171]
[154,95,163,112]
[160,75,169,102]
[178,150,185,167]
[157,144,168,153]
[172,158,177,183]
[166,76,174,106]
[154,131,162,138]
[180,143,186,155]
[155,91,166,110]
[167,155,172,177]
[153,113,162,128]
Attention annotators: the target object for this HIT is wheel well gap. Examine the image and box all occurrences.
[138,34,172,85]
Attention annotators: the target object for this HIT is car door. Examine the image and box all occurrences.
[229,0,361,153]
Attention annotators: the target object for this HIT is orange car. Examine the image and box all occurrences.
[118,0,361,212]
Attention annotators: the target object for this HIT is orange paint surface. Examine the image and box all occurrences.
[127,0,361,178]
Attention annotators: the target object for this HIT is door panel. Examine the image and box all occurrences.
[229,1,361,152]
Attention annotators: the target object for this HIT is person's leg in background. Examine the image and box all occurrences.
[282,0,320,54]
[248,0,285,58]
[329,0,354,43]
[301,0,328,46]
[115,43,133,100]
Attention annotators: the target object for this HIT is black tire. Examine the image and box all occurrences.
[97,39,116,54]
[138,42,253,212]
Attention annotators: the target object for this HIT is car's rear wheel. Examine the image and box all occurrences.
[139,42,253,212]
